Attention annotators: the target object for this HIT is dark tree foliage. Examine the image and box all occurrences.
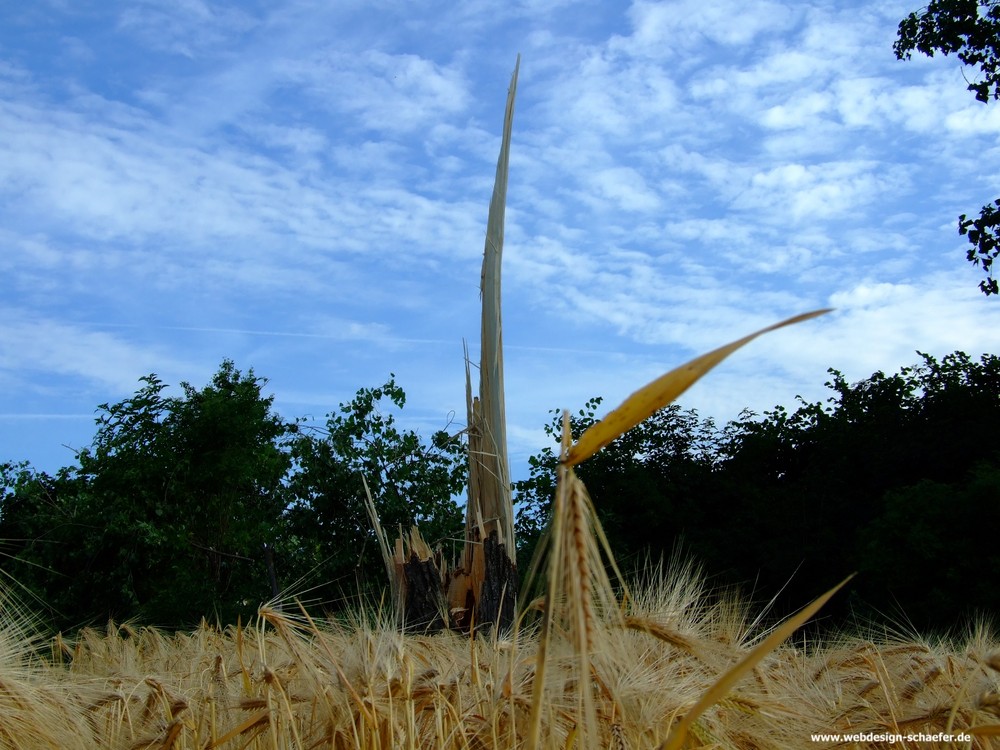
[0,361,294,629]
[515,351,1000,633]
[858,465,1000,619]
[0,461,88,616]
[895,0,1000,103]
[895,0,1000,294]
[513,398,723,575]
[708,352,1000,626]
[960,199,1000,294]
[282,375,465,610]
[0,365,464,631]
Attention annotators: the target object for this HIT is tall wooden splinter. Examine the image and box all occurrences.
[371,58,521,634]
[447,56,520,633]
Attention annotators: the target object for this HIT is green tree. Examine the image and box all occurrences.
[895,0,1000,293]
[515,351,1000,632]
[513,398,723,576]
[0,361,294,629]
[0,367,471,630]
[282,376,465,609]
[0,461,87,616]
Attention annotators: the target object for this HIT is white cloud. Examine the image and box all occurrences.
[761,92,833,130]
[586,166,661,212]
[117,0,259,58]
[622,0,799,56]
[278,50,469,135]
[833,76,894,128]
[735,161,907,224]
[0,312,196,393]
[1,0,998,478]
[944,101,1000,135]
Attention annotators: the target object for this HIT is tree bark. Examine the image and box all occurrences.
[263,543,280,601]
[475,530,517,634]
[401,550,447,633]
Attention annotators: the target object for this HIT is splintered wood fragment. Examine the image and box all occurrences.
[394,526,448,633]
[373,57,521,636]
[453,55,521,634]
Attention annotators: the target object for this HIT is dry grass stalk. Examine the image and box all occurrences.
[361,473,402,621]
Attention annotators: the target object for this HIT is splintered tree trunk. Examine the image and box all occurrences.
[476,528,517,630]
[447,56,520,633]
[396,530,448,633]
[371,58,521,635]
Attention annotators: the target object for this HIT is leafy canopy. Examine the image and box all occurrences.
[0,363,465,631]
[282,375,465,607]
[895,0,1000,293]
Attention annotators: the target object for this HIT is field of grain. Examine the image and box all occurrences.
[1,556,998,750]
[3,290,994,750]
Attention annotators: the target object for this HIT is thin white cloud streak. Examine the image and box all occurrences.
[0,0,998,477]
[0,314,196,394]
[277,50,470,135]
[0,414,94,420]
[117,0,260,59]
[84,322,456,347]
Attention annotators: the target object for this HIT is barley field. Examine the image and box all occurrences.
[1,556,997,750]
[3,307,996,749]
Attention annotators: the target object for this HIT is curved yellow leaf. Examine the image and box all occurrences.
[564,309,831,466]
[660,573,854,750]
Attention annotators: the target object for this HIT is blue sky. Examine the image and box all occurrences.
[1,0,998,481]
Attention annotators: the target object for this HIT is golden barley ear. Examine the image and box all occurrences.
[525,308,832,749]
[526,412,630,750]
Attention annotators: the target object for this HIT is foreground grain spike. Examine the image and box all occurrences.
[526,412,630,750]
[526,308,832,748]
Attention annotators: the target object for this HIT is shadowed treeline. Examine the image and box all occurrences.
[2,350,996,636]
[515,350,1000,634]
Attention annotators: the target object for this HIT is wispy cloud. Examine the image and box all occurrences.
[0,312,196,393]
[0,0,996,476]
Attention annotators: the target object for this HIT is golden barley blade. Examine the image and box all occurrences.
[565,308,831,466]
[659,573,854,750]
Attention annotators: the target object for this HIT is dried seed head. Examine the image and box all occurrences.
[987,653,1000,673]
